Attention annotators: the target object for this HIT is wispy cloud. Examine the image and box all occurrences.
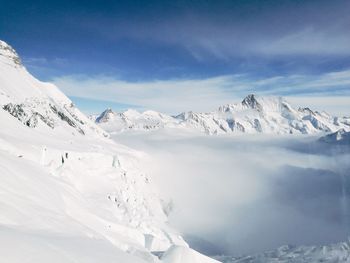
[53,75,236,114]
[52,69,350,115]
[80,0,350,61]
[173,25,350,60]
[22,57,71,80]
[23,57,69,67]
[254,27,350,56]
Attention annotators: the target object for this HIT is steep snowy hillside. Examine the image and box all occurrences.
[215,240,350,263]
[95,94,350,135]
[0,40,220,263]
[0,40,108,138]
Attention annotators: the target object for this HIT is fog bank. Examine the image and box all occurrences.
[113,131,350,255]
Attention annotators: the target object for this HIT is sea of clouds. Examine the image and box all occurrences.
[113,130,350,256]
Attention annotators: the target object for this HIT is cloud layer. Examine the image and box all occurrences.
[113,132,350,255]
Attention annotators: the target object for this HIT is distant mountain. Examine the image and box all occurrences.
[95,108,179,133]
[94,94,350,135]
[319,128,350,145]
[216,240,350,263]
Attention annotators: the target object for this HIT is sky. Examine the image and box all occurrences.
[1,0,350,114]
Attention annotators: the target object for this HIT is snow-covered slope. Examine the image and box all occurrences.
[0,40,221,263]
[0,40,108,138]
[94,94,350,135]
[215,240,350,263]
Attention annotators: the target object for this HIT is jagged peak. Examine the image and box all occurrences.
[174,111,195,120]
[298,107,315,115]
[0,40,22,67]
[103,108,114,113]
[174,112,186,120]
[241,94,290,113]
[241,94,261,110]
[95,108,115,123]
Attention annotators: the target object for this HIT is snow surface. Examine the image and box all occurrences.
[0,40,221,263]
[94,94,350,135]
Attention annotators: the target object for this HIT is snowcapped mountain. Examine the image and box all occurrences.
[215,240,350,263]
[0,40,108,138]
[319,128,350,145]
[0,40,221,263]
[95,108,179,133]
[94,94,350,135]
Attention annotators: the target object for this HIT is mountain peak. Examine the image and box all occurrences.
[241,94,262,110]
[0,40,22,67]
[96,108,115,123]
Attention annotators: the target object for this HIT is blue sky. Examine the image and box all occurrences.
[1,0,350,114]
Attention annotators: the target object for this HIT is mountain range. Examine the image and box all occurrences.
[94,95,350,135]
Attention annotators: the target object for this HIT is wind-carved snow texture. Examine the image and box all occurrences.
[0,40,214,263]
[94,94,350,135]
